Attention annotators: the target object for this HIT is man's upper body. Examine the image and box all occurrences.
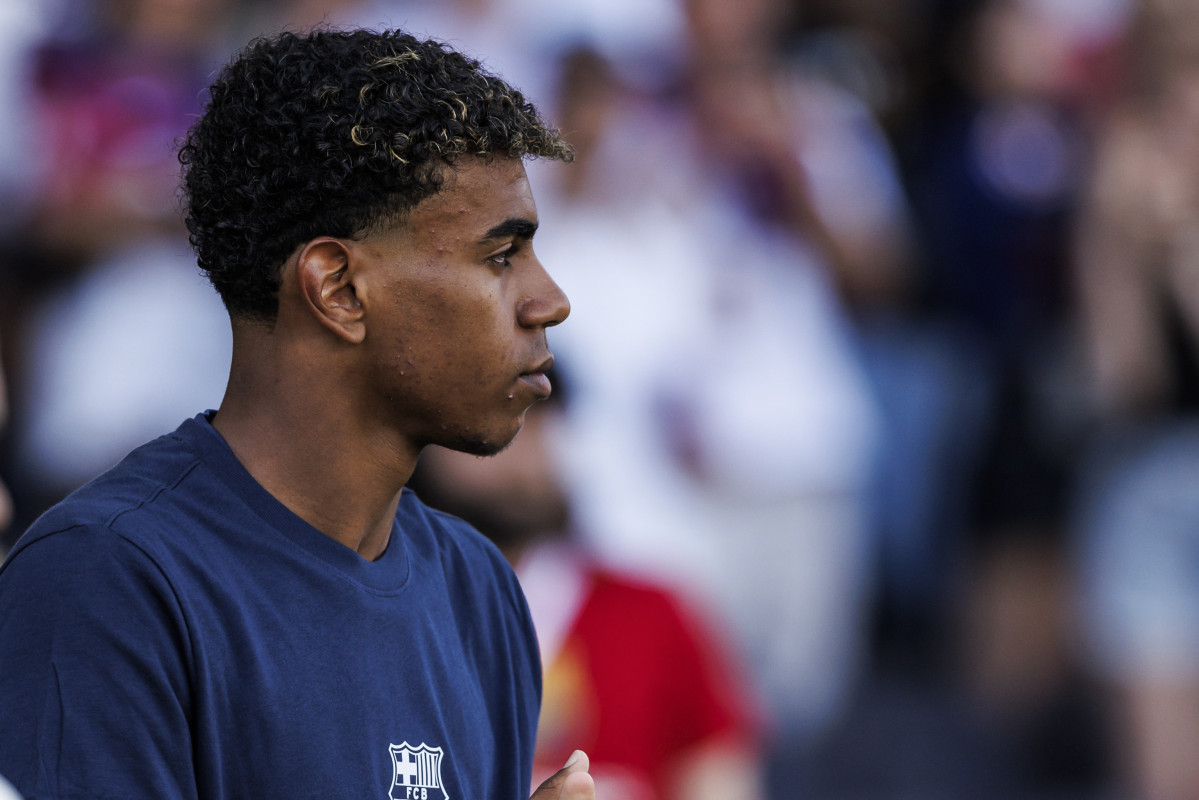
[0,412,541,799]
[0,27,593,800]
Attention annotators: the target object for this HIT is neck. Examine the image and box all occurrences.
[213,325,418,561]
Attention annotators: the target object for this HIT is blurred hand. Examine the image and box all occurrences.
[530,751,595,800]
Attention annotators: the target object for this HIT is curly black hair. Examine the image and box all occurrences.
[179,28,573,321]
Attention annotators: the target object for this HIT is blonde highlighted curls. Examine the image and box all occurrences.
[348,44,569,164]
[180,28,572,321]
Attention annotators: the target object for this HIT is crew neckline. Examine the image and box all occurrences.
[176,411,411,594]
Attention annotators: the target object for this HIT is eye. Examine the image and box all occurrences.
[487,243,521,269]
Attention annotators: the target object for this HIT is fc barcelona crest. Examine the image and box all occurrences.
[388,742,449,800]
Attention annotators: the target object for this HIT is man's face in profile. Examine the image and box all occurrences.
[351,155,570,457]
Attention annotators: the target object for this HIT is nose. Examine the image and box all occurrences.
[517,254,570,329]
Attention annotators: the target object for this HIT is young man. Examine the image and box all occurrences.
[0,28,594,800]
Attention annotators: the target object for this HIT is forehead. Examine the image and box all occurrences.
[406,156,536,237]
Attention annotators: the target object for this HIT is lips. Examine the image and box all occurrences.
[518,355,555,398]
[518,371,552,397]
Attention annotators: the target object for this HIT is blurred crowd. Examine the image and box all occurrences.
[2,0,1199,798]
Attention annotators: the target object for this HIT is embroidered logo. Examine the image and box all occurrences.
[388,742,449,800]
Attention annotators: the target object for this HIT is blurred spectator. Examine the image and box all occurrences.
[415,396,764,800]
[0,0,53,543]
[666,18,894,742]
[527,9,898,747]
[903,0,1092,560]
[0,345,11,542]
[268,0,685,116]
[1072,1,1199,797]
[884,0,1118,794]
[3,0,238,529]
[27,0,237,259]
[16,239,232,497]
[0,0,51,237]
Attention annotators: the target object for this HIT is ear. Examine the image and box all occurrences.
[295,237,365,344]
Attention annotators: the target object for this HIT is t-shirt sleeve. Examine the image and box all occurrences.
[0,526,196,800]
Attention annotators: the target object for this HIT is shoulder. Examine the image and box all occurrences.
[0,518,181,613]
[0,516,191,683]
[1,427,196,601]
[8,425,204,566]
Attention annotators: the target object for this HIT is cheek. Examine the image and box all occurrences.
[382,281,515,386]
[399,322,511,394]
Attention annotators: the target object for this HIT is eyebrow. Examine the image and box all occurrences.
[478,218,538,244]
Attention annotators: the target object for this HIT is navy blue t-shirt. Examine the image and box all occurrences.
[0,413,541,800]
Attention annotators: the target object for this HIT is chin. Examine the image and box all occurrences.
[453,438,508,457]
[445,424,523,457]
[435,408,528,457]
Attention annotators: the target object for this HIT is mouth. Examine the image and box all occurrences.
[517,356,555,399]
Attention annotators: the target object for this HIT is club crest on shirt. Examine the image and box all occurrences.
[388,742,449,800]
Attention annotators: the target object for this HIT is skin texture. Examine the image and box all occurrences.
[211,155,568,562]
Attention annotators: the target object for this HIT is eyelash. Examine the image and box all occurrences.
[489,244,521,268]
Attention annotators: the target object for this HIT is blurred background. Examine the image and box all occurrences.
[2,0,1199,798]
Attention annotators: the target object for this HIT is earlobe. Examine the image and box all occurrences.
[296,238,366,344]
